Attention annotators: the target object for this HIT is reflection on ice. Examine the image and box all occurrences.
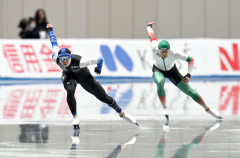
[0,81,240,124]
[106,134,139,158]
[0,119,239,158]
[19,124,49,144]
[156,121,222,158]
[68,130,80,158]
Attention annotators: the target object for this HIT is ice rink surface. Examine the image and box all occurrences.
[0,80,240,158]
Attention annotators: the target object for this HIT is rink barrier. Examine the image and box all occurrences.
[0,75,240,85]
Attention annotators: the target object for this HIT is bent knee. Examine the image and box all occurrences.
[156,79,164,88]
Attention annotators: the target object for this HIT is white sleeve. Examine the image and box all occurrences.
[173,48,188,61]
[52,46,59,63]
[79,57,99,68]
[173,48,194,75]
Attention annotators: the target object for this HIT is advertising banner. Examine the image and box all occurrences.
[0,39,240,78]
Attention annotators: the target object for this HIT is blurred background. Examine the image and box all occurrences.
[0,0,240,158]
[0,0,240,39]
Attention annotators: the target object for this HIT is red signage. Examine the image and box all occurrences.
[220,43,239,71]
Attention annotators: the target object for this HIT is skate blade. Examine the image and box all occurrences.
[217,116,223,119]
[73,125,80,130]
[216,120,223,123]
[135,123,139,126]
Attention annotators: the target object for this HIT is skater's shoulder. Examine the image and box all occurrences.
[68,54,82,66]
[71,54,82,58]
[71,54,82,61]
[171,47,180,54]
[171,47,185,56]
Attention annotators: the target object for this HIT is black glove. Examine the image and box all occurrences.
[183,73,191,79]
[94,67,101,74]
[61,71,67,82]
[147,24,153,28]
[46,24,53,34]
[46,27,52,34]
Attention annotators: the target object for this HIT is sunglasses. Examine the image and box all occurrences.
[59,56,71,61]
[159,49,169,53]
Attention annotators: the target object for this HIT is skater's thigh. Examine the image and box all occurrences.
[153,71,165,85]
[177,81,198,96]
[63,79,77,91]
[79,75,106,96]
[167,67,183,86]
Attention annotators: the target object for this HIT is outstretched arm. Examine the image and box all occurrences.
[79,57,103,75]
[46,24,59,63]
[147,22,158,53]
[186,56,194,76]
[174,50,194,83]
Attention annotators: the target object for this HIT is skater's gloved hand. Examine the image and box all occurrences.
[94,67,101,75]
[183,73,191,83]
[61,71,67,82]
[147,22,155,28]
[46,24,53,35]
[94,57,103,75]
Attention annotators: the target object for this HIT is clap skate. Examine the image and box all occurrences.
[71,115,80,130]
[120,112,139,126]
[205,107,223,119]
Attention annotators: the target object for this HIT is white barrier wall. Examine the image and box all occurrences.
[0,39,240,78]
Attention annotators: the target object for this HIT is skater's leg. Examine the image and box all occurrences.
[63,79,78,115]
[79,75,138,125]
[176,81,222,119]
[166,65,210,111]
[63,78,80,128]
[166,65,221,119]
[153,71,169,120]
[176,81,207,109]
[79,75,122,113]
[153,72,166,108]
